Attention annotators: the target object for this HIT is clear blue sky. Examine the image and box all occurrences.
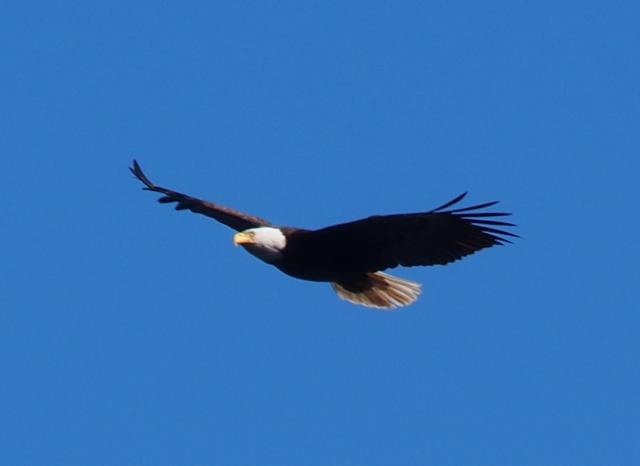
[2,1,639,465]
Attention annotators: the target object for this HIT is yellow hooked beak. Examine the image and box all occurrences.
[233,231,255,246]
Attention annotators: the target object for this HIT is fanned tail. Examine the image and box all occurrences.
[331,272,422,310]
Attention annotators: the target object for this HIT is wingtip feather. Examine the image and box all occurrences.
[432,192,468,212]
[130,159,158,191]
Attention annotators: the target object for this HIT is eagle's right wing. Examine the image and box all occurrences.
[305,192,518,272]
[130,160,272,232]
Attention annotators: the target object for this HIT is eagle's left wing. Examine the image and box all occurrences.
[130,160,272,231]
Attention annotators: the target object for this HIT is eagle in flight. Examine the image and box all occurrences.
[131,160,517,309]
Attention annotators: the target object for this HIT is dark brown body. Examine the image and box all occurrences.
[275,228,369,282]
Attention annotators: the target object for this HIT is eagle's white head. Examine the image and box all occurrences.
[233,227,287,263]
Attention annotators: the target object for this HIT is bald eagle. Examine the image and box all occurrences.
[131,160,517,309]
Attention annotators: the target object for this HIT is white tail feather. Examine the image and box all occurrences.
[331,272,422,310]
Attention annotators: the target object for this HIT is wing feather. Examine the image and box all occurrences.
[130,160,271,231]
[303,193,518,272]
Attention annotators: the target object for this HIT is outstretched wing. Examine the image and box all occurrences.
[130,160,271,231]
[303,192,518,272]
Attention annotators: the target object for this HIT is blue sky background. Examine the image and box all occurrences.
[2,1,639,465]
